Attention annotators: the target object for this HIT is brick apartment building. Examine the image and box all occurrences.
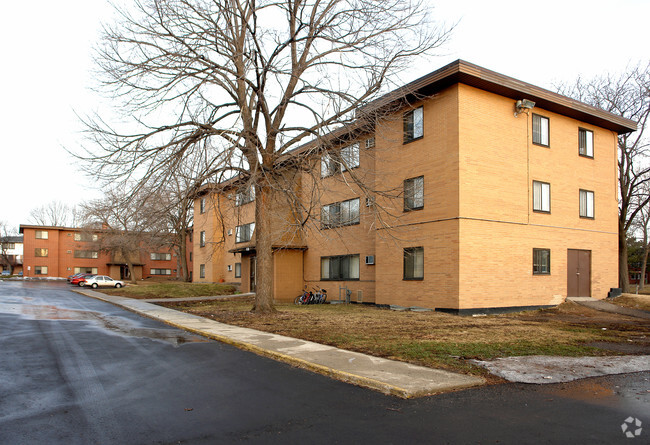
[192,60,636,313]
[19,225,192,280]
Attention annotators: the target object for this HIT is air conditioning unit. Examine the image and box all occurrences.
[228,229,233,236]
[365,255,375,265]
[365,197,374,207]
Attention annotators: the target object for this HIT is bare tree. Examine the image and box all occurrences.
[77,0,451,312]
[29,201,80,227]
[557,63,650,292]
[631,183,650,290]
[0,220,18,275]
[81,186,168,284]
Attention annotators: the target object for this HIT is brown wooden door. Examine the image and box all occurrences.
[567,249,591,297]
[249,255,256,292]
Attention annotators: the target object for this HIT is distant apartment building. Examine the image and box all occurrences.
[192,60,636,313]
[19,225,192,280]
[1,235,24,275]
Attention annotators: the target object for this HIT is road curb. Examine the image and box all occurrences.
[72,288,484,398]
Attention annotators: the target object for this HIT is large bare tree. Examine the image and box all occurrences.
[78,0,451,311]
[558,63,650,292]
[29,201,79,227]
[0,220,18,275]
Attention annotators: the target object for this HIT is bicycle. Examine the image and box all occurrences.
[294,288,327,305]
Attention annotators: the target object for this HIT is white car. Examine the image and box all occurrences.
[83,275,125,289]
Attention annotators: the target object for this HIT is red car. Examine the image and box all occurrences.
[70,274,96,286]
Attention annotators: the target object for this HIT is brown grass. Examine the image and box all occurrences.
[608,294,650,312]
[161,299,650,377]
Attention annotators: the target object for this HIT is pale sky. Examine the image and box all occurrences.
[1,0,648,232]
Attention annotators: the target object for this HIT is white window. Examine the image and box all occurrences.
[579,129,594,157]
[227,264,232,272]
[580,189,594,218]
[235,223,255,243]
[199,264,205,278]
[321,198,360,229]
[150,252,172,261]
[404,176,424,210]
[404,107,423,143]
[200,197,206,213]
[200,231,206,247]
[341,143,360,171]
[151,268,172,275]
[74,250,98,259]
[533,181,551,213]
[35,230,48,240]
[321,153,337,178]
[235,188,255,206]
[35,266,48,275]
[320,255,360,280]
[74,232,98,242]
[404,247,424,280]
[532,114,549,146]
[235,263,241,278]
[74,267,98,274]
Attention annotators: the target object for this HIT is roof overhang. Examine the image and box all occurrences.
[228,245,308,254]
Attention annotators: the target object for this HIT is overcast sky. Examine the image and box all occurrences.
[1,0,648,232]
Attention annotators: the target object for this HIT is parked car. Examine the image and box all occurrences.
[82,275,125,289]
[67,273,85,282]
[70,274,96,286]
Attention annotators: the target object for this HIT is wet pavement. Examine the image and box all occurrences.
[1,281,649,444]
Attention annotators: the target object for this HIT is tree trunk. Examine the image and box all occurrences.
[619,225,630,292]
[176,231,189,282]
[641,245,649,291]
[251,183,276,313]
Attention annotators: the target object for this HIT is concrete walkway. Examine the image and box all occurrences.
[567,296,650,320]
[73,289,484,398]
[141,292,254,304]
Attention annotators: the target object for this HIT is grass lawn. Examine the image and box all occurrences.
[99,281,237,299]
[161,298,650,378]
[610,294,650,312]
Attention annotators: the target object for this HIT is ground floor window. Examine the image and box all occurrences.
[74,267,98,274]
[320,254,360,280]
[151,268,172,275]
[35,266,48,275]
[533,248,550,274]
[235,262,241,278]
[403,247,424,280]
[199,264,205,278]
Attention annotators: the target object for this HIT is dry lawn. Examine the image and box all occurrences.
[100,281,237,299]
[162,298,650,377]
[609,294,650,312]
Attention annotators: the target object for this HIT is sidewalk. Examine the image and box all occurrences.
[567,296,650,320]
[73,288,484,398]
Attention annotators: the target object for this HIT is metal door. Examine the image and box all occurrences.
[567,249,591,297]
[249,255,256,292]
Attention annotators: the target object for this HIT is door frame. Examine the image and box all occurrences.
[567,249,591,298]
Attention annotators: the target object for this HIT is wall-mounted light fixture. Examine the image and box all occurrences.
[514,99,536,117]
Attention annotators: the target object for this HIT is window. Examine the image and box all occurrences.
[403,247,424,280]
[35,266,48,275]
[404,106,423,143]
[579,128,594,157]
[189,252,193,262]
[320,254,360,280]
[321,153,338,178]
[199,264,205,278]
[235,188,255,206]
[533,181,551,213]
[200,231,206,247]
[533,249,550,275]
[200,197,206,213]
[74,267,98,274]
[151,268,172,275]
[365,137,375,149]
[74,250,98,259]
[150,252,172,261]
[404,176,424,211]
[580,189,595,218]
[321,198,360,229]
[74,232,98,242]
[235,223,255,243]
[235,262,241,278]
[2,243,15,249]
[35,230,48,240]
[227,264,232,272]
[341,143,360,171]
[35,248,48,257]
[532,114,549,146]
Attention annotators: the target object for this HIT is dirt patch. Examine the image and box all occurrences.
[160,299,650,378]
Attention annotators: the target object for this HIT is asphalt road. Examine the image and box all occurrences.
[1,281,648,444]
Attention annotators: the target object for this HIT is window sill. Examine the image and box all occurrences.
[533,209,551,214]
[533,272,551,276]
[579,216,595,220]
[320,278,360,281]
[404,206,424,212]
[403,277,424,281]
[403,136,423,145]
[321,221,361,230]
[532,142,550,148]
[578,153,594,159]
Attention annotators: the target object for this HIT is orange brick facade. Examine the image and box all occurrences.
[192,60,635,312]
[20,225,192,280]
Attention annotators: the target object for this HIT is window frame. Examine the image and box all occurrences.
[235,188,255,206]
[532,248,551,275]
[403,247,424,280]
[579,189,595,219]
[199,231,206,247]
[532,180,551,213]
[35,248,49,257]
[365,137,375,149]
[403,106,424,144]
[340,143,360,171]
[74,250,98,259]
[234,262,241,278]
[35,266,48,275]
[199,264,205,279]
[532,114,550,147]
[150,252,172,261]
[320,254,360,281]
[404,176,424,211]
[235,222,255,243]
[321,198,360,229]
[150,268,172,275]
[200,197,206,214]
[578,128,594,158]
[74,232,98,242]
[35,230,48,240]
